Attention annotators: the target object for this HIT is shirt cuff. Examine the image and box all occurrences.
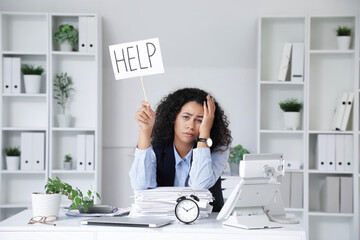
[134,146,152,157]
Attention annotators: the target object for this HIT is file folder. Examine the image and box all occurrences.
[32,132,45,171]
[316,134,327,170]
[11,57,21,94]
[331,92,348,131]
[87,16,96,53]
[344,135,353,171]
[340,177,353,213]
[278,43,292,81]
[335,134,345,171]
[79,16,88,52]
[326,135,336,171]
[290,173,303,208]
[85,134,95,171]
[77,134,86,171]
[3,57,12,94]
[21,132,33,170]
[290,43,304,82]
[340,92,354,131]
[280,172,291,208]
[320,176,339,213]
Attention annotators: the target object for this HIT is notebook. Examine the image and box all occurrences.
[81,216,173,228]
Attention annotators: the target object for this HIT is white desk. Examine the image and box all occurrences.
[0,209,306,240]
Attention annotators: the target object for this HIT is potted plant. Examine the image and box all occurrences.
[32,177,101,217]
[21,64,44,94]
[279,98,303,130]
[63,154,72,170]
[54,24,78,51]
[335,26,351,50]
[228,145,250,176]
[4,147,21,171]
[53,72,74,127]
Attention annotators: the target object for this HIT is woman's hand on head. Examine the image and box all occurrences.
[199,95,216,137]
[135,101,155,134]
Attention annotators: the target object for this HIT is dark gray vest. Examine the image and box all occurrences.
[153,141,224,212]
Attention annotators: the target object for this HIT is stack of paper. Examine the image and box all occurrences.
[129,187,214,219]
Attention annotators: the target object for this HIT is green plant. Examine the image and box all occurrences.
[53,72,74,114]
[4,147,21,156]
[21,64,44,75]
[64,154,72,162]
[335,26,351,36]
[45,177,100,213]
[228,145,249,164]
[54,24,79,46]
[279,98,303,112]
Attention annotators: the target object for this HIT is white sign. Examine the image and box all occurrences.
[109,38,164,80]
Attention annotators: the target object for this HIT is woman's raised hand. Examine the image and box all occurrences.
[199,95,216,138]
[135,101,156,133]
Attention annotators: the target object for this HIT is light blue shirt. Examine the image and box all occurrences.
[129,144,229,190]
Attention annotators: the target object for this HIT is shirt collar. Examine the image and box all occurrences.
[173,144,193,166]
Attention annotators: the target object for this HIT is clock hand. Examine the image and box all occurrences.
[182,207,189,212]
[187,207,195,211]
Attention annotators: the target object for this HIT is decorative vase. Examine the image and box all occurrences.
[60,39,73,51]
[6,156,20,170]
[31,193,61,217]
[229,162,240,176]
[24,75,42,94]
[283,112,300,130]
[337,36,351,50]
[63,161,72,170]
[57,114,71,127]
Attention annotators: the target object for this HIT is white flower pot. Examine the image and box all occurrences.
[283,112,300,130]
[31,193,61,217]
[6,156,20,170]
[24,75,42,94]
[337,36,351,50]
[57,114,71,127]
[60,39,73,51]
[63,161,72,170]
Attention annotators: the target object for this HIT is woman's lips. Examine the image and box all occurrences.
[183,132,194,137]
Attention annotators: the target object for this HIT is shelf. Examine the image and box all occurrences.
[309,212,354,217]
[308,170,353,175]
[260,81,304,85]
[0,170,46,174]
[51,170,95,174]
[1,51,47,56]
[260,130,304,134]
[2,127,47,131]
[309,50,355,54]
[308,130,354,134]
[51,51,95,56]
[2,94,47,98]
[52,128,95,132]
[285,208,304,212]
[285,169,304,173]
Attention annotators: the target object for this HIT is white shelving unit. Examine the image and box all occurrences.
[0,12,102,221]
[257,15,359,240]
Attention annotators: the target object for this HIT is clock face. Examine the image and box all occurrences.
[175,198,199,224]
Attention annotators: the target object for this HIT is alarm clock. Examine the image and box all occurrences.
[175,193,200,224]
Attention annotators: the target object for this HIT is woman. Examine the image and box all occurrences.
[129,88,232,212]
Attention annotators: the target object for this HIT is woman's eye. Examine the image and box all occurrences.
[183,116,189,120]
[196,119,202,123]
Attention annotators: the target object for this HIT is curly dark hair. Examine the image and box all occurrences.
[151,88,232,152]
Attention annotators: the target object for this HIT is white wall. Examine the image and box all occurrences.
[1,0,359,207]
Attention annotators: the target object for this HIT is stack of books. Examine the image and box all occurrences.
[129,187,214,219]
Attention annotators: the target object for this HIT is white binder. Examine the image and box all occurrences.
[87,16,96,53]
[316,134,327,170]
[344,135,353,171]
[77,134,86,171]
[20,132,33,170]
[3,57,12,94]
[290,173,303,208]
[85,134,95,171]
[280,172,291,208]
[278,43,292,81]
[340,92,354,131]
[331,92,348,131]
[290,43,304,82]
[32,132,45,171]
[11,57,21,94]
[335,134,345,171]
[79,16,88,52]
[340,177,353,213]
[326,135,336,171]
[320,176,340,213]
